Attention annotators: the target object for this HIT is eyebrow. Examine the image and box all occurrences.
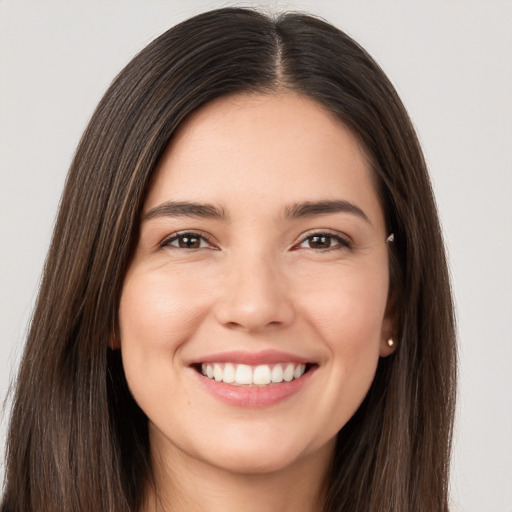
[143,201,227,221]
[284,200,371,224]
[142,199,370,224]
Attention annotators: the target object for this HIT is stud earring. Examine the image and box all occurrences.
[387,338,395,348]
[386,233,395,243]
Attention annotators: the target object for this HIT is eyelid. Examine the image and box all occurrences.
[160,230,218,250]
[292,229,353,251]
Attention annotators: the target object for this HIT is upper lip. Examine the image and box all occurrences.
[188,350,314,366]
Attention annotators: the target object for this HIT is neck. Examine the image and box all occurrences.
[144,440,334,512]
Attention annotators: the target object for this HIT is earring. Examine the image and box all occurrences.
[386,233,395,243]
[387,338,395,347]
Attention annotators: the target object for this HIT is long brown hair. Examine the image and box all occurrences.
[2,8,456,512]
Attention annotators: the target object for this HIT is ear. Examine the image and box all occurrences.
[109,329,121,350]
[379,290,399,357]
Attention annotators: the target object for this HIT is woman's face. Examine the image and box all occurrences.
[118,92,395,476]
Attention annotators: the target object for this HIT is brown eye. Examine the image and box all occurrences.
[308,235,332,249]
[298,233,350,250]
[177,235,201,248]
[162,233,211,249]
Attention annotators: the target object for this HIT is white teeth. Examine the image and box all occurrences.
[200,362,308,386]
[213,363,223,382]
[283,363,295,382]
[235,364,253,385]
[223,362,235,383]
[271,364,284,383]
[253,365,271,385]
[294,364,306,379]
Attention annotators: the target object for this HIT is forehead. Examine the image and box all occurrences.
[145,92,383,228]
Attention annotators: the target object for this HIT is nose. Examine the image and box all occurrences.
[214,253,295,333]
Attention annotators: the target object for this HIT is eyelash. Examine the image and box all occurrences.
[160,231,217,250]
[293,231,352,251]
[160,230,352,253]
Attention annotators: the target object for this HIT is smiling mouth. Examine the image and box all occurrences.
[193,362,315,386]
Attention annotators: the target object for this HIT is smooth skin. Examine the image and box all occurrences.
[117,92,396,512]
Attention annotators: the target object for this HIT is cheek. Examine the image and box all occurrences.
[282,266,389,450]
[297,263,389,348]
[117,269,212,413]
[119,269,210,352]
[312,286,384,397]
[117,269,214,405]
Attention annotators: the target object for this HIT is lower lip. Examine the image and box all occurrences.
[193,367,316,408]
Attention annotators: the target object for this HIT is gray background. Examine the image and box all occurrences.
[1,1,511,510]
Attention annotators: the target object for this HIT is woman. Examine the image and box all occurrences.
[1,7,456,512]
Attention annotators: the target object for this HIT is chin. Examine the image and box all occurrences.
[212,447,301,475]
[189,427,334,477]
